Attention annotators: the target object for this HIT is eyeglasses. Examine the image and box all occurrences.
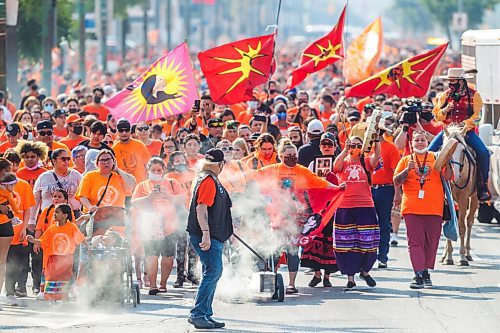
[56,157,71,162]
[137,126,149,132]
[221,147,234,152]
[164,145,176,150]
[39,131,53,136]
[320,141,334,147]
[98,157,114,163]
[349,143,363,149]
[117,128,130,133]
[75,154,85,159]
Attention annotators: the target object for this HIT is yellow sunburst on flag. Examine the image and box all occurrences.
[303,40,342,68]
[105,43,198,123]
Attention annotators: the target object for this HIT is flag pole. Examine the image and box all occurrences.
[340,0,349,138]
[265,0,282,103]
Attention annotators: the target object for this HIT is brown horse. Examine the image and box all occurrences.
[440,125,479,266]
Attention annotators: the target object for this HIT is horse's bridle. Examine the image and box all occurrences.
[449,134,476,190]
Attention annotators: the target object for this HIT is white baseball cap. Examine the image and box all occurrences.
[307,119,324,135]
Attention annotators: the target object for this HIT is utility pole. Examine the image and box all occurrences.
[42,0,56,94]
[184,0,191,42]
[0,0,6,92]
[96,0,107,72]
[78,0,86,84]
[166,0,172,50]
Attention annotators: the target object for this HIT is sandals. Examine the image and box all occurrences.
[158,287,167,293]
[285,286,298,294]
[148,288,159,295]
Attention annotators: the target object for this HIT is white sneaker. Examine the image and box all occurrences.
[36,292,45,300]
[6,295,20,306]
[390,233,399,247]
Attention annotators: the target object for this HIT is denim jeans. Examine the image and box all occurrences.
[189,234,224,320]
[428,130,490,182]
[372,185,395,263]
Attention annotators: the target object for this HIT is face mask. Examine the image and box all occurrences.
[449,82,460,91]
[94,95,102,104]
[349,148,362,158]
[44,105,54,112]
[26,161,43,171]
[319,104,325,112]
[420,112,434,121]
[68,108,78,113]
[277,111,286,120]
[413,147,428,154]
[174,164,187,172]
[248,101,258,110]
[148,172,164,182]
[72,126,83,135]
[283,155,298,167]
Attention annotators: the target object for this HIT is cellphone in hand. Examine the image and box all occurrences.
[254,114,267,122]
[194,99,201,112]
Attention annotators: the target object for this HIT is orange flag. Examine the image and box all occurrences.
[345,43,448,98]
[344,17,383,84]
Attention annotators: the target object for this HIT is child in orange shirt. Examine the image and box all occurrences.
[27,204,89,301]
[0,173,21,221]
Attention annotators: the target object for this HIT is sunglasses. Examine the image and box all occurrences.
[349,143,363,149]
[56,157,71,162]
[209,122,224,128]
[39,131,53,136]
[320,141,334,147]
[221,147,234,152]
[117,128,130,133]
[137,126,149,132]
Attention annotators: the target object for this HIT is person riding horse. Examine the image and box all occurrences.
[428,68,491,202]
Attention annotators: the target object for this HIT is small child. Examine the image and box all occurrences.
[34,189,70,299]
[0,173,21,222]
[27,204,89,301]
[91,229,123,249]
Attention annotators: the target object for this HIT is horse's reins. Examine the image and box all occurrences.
[449,132,476,190]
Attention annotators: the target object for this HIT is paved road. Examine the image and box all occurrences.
[1,220,500,333]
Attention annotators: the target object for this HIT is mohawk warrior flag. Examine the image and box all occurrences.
[198,34,275,104]
[286,5,346,90]
[105,42,198,123]
[345,43,448,98]
[344,17,383,84]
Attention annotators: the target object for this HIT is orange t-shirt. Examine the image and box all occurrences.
[183,116,208,136]
[145,139,163,157]
[113,139,151,182]
[219,160,250,194]
[237,110,253,125]
[166,170,195,195]
[372,140,401,185]
[17,167,48,188]
[0,141,17,154]
[0,189,20,217]
[196,177,216,207]
[186,154,204,169]
[39,222,84,256]
[75,170,128,207]
[336,157,374,208]
[132,178,183,236]
[59,135,88,151]
[395,152,444,217]
[11,179,36,245]
[36,205,56,233]
[53,126,68,139]
[245,151,279,170]
[256,163,330,190]
[82,104,110,121]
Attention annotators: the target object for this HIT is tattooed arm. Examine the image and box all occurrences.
[394,159,415,187]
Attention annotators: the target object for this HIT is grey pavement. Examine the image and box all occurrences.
[1,221,500,333]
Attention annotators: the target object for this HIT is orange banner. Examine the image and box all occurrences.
[344,17,383,85]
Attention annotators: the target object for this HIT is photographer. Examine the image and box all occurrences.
[394,100,442,156]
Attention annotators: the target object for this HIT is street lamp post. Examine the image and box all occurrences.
[0,0,6,92]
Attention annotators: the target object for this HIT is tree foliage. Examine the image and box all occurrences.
[391,0,434,34]
[422,0,500,31]
[16,0,74,61]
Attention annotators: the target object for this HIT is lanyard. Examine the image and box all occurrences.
[413,152,428,189]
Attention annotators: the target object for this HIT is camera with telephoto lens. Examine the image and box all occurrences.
[401,99,423,126]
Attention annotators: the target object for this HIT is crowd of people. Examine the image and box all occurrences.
[0,41,492,330]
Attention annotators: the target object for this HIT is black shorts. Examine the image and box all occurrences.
[0,222,14,237]
[144,235,176,257]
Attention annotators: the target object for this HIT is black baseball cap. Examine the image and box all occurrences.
[208,118,224,128]
[6,123,21,136]
[36,120,53,131]
[205,148,225,163]
[54,109,67,118]
[116,118,131,131]
[249,132,261,142]
[347,110,361,121]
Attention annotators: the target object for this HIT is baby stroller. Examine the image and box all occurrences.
[80,206,140,307]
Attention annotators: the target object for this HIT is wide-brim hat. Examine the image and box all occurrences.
[439,68,475,80]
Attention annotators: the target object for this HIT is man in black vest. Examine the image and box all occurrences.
[187,148,233,330]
